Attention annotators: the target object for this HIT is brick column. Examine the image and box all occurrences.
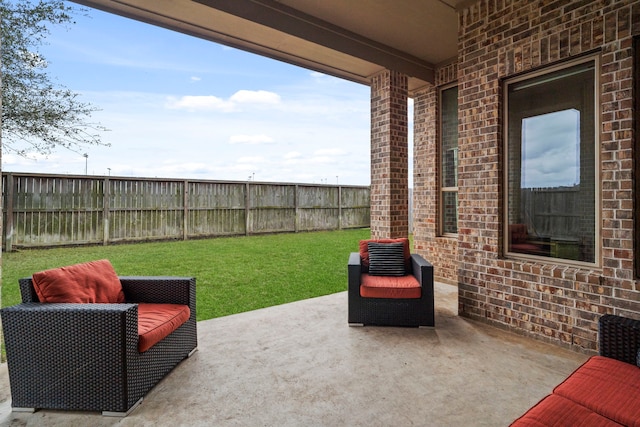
[370,70,409,239]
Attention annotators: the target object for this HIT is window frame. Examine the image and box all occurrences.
[635,36,640,278]
[503,55,601,267]
[439,83,459,237]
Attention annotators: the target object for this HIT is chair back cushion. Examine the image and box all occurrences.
[32,259,125,303]
[359,238,411,273]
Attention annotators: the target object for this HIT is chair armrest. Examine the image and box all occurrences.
[410,254,434,288]
[120,276,196,307]
[599,314,640,365]
[348,252,362,292]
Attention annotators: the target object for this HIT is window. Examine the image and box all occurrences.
[505,58,598,264]
[441,85,458,235]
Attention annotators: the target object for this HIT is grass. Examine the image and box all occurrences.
[1,228,371,321]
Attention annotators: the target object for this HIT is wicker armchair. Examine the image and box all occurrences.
[348,239,435,327]
[1,276,197,416]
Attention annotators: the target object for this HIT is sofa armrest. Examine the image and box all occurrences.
[120,276,196,307]
[599,314,640,365]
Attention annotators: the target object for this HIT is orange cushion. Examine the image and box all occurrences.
[359,238,410,270]
[360,273,421,299]
[138,303,191,353]
[553,356,640,427]
[32,259,125,303]
[510,394,623,427]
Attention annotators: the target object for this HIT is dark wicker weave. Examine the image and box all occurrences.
[348,252,435,327]
[599,314,640,366]
[0,276,197,416]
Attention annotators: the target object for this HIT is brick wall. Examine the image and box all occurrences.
[451,0,640,352]
[370,70,409,239]
[413,63,459,284]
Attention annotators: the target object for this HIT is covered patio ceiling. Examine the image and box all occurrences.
[71,0,465,93]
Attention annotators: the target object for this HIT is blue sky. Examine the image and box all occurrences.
[4,3,380,185]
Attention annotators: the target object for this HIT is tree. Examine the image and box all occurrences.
[0,0,108,157]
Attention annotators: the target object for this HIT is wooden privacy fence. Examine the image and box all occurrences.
[2,173,370,251]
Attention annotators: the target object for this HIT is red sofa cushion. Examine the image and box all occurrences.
[359,238,411,271]
[553,356,640,427]
[360,273,421,299]
[138,303,191,353]
[32,259,125,304]
[510,394,623,427]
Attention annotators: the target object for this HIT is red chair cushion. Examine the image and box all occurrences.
[359,238,411,271]
[509,224,528,244]
[138,303,191,353]
[32,259,125,303]
[510,394,623,426]
[553,356,640,427]
[360,273,421,299]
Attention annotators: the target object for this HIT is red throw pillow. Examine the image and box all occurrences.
[32,259,125,303]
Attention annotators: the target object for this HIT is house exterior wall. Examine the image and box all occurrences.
[413,64,459,284]
[414,0,640,353]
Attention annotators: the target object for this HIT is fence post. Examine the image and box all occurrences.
[4,173,14,252]
[294,184,299,232]
[338,185,342,230]
[103,177,110,245]
[183,180,189,240]
[245,182,250,236]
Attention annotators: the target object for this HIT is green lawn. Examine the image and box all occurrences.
[1,228,371,321]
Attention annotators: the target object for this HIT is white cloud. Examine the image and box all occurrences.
[164,90,281,113]
[165,95,236,112]
[284,151,302,159]
[314,148,347,156]
[190,76,201,82]
[229,134,275,145]
[237,156,266,163]
[229,90,281,104]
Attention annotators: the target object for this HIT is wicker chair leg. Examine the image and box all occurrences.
[12,408,36,413]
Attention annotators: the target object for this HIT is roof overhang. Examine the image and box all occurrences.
[71,0,463,93]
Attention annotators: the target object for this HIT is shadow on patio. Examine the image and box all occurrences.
[0,282,587,426]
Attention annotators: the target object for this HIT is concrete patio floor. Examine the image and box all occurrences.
[0,282,589,426]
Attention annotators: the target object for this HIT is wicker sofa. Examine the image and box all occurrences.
[511,314,640,426]
[1,272,197,416]
[348,238,435,327]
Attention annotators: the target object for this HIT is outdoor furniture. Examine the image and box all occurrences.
[509,223,550,256]
[0,260,197,416]
[348,238,434,327]
[510,314,640,426]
